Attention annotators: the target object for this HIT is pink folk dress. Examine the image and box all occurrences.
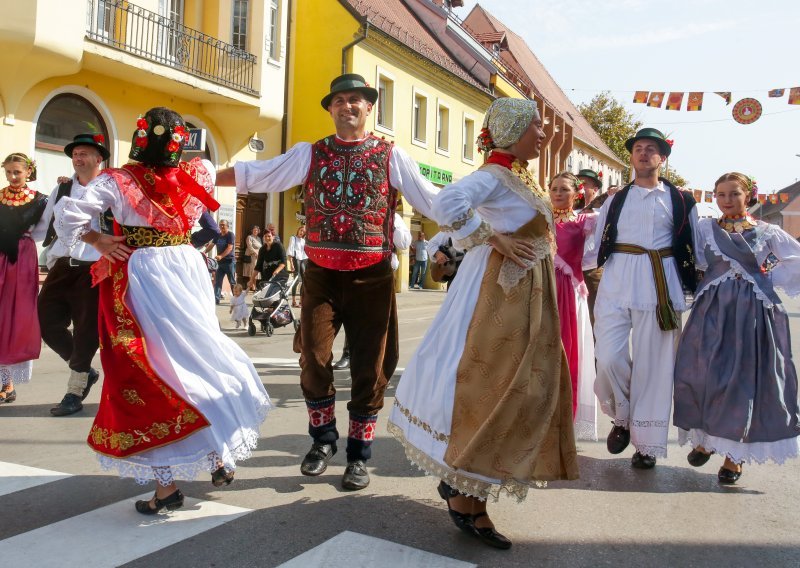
[553,210,598,440]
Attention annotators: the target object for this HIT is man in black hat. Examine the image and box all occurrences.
[575,168,606,324]
[216,73,437,490]
[585,127,697,469]
[39,133,108,416]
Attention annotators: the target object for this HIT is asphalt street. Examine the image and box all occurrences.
[2,288,800,568]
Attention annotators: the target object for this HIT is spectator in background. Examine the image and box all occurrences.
[409,230,429,289]
[266,222,281,243]
[287,225,307,307]
[213,219,236,304]
[242,225,263,291]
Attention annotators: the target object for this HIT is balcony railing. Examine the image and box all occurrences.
[86,0,258,95]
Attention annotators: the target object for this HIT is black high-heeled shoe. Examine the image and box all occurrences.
[471,512,512,550]
[436,481,474,535]
[135,489,184,515]
[211,466,235,487]
[717,465,742,484]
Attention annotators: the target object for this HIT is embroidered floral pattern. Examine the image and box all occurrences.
[122,389,145,406]
[348,414,378,441]
[89,409,200,452]
[454,219,494,252]
[307,397,336,427]
[392,399,450,443]
[439,208,475,232]
[121,225,191,248]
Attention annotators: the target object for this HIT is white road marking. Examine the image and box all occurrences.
[0,494,251,568]
[0,461,71,497]
[250,357,405,373]
[276,530,476,568]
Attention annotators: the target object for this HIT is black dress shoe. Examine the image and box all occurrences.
[333,356,350,370]
[436,481,475,535]
[718,465,742,484]
[300,442,337,476]
[471,512,512,550]
[341,460,370,490]
[631,451,657,469]
[687,448,713,467]
[135,489,184,515]
[81,368,100,401]
[50,393,83,416]
[211,466,235,487]
[606,424,630,454]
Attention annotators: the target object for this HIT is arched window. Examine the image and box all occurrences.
[35,93,110,188]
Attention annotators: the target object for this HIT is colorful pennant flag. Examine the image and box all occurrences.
[789,88,800,105]
[647,92,665,108]
[687,92,704,111]
[780,193,790,203]
[666,92,684,111]
[768,89,785,98]
[693,189,703,202]
[758,195,767,204]
[704,191,713,203]
[769,194,778,204]
[715,92,732,105]
[633,91,649,104]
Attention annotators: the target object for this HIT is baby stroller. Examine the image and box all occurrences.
[248,272,300,336]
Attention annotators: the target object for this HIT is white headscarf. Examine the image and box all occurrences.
[482,98,540,150]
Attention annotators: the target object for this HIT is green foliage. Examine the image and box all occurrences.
[662,165,689,188]
[578,91,689,185]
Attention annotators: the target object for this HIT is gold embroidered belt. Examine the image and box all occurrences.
[120,225,191,248]
[612,243,679,331]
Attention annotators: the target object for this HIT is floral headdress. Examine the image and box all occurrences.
[478,98,540,155]
[129,107,191,167]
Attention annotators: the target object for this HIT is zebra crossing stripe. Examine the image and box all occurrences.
[0,461,71,497]
[0,493,251,568]
[276,530,476,568]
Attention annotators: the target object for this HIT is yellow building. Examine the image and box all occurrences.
[286,0,495,290]
[0,0,289,277]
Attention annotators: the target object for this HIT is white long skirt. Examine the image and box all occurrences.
[96,245,271,485]
[574,289,598,441]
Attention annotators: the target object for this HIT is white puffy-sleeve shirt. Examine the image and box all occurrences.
[583,182,699,312]
[41,176,102,268]
[55,160,217,245]
[233,138,439,219]
[432,170,538,249]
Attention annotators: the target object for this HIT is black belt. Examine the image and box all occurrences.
[56,257,95,267]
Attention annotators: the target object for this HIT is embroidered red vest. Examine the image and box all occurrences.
[304,135,396,270]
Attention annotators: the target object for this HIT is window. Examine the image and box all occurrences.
[436,103,450,153]
[159,0,185,63]
[232,0,248,51]
[567,154,574,172]
[93,0,114,39]
[376,73,394,131]
[266,0,280,60]
[462,115,475,162]
[412,90,428,145]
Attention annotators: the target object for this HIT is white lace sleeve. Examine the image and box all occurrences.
[432,171,499,251]
[54,173,121,248]
[765,225,800,297]
[388,146,439,220]
[234,142,312,195]
[582,194,614,270]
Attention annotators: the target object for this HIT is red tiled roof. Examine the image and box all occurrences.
[340,0,489,93]
[474,31,505,44]
[463,5,623,166]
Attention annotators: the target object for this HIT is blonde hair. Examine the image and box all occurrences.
[232,283,244,296]
[2,152,37,182]
[714,172,757,207]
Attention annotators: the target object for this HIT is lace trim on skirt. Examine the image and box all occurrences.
[678,428,800,465]
[0,361,32,385]
[387,422,546,503]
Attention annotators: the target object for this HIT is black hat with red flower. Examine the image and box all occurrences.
[128,107,190,167]
[64,133,110,161]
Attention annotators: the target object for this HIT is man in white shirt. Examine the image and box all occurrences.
[585,128,698,469]
[216,73,437,491]
[39,134,107,416]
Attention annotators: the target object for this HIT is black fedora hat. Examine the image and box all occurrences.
[64,133,110,160]
[625,127,671,157]
[320,73,379,110]
[577,168,602,187]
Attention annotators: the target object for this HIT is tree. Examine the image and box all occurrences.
[578,91,689,185]
[662,164,688,188]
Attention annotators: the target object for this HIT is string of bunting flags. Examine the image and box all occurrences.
[691,189,789,204]
[632,87,800,124]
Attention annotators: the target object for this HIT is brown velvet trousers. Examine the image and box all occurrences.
[294,259,399,415]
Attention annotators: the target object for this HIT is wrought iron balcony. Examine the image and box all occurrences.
[86,0,258,95]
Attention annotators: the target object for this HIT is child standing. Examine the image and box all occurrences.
[674,172,800,484]
[229,283,249,329]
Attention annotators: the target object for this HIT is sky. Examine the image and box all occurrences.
[455,0,800,194]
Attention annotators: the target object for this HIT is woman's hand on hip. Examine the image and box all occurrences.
[488,232,535,268]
